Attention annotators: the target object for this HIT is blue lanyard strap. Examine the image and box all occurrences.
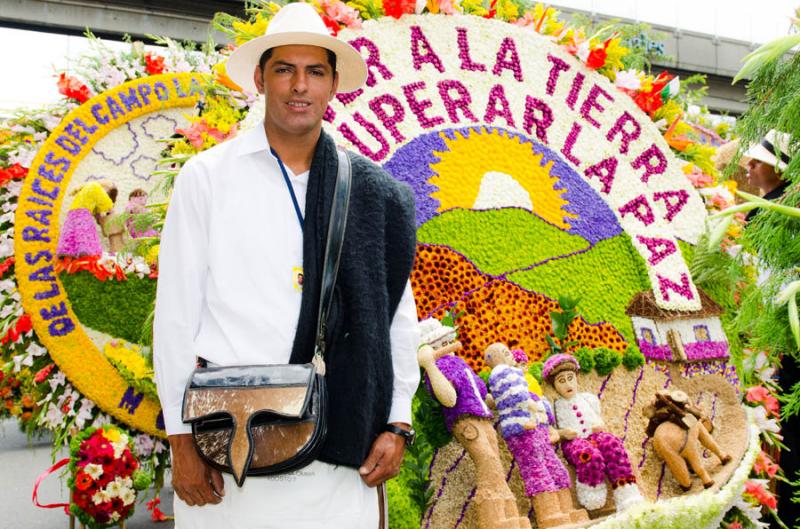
[271,147,304,230]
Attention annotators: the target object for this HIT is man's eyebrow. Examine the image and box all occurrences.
[271,60,329,70]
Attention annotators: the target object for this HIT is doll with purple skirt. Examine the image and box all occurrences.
[57,180,117,258]
[485,343,588,528]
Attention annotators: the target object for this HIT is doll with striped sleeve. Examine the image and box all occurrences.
[485,344,588,528]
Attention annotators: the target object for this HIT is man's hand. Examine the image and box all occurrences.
[169,434,225,506]
[358,423,408,487]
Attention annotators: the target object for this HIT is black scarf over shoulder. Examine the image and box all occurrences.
[288,130,417,468]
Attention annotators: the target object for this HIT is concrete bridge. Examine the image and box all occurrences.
[0,0,756,114]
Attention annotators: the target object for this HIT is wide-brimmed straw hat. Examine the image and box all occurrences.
[743,130,793,172]
[226,2,368,94]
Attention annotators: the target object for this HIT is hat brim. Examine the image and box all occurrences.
[744,143,787,171]
[226,31,368,94]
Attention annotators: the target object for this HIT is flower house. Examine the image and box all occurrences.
[625,289,729,362]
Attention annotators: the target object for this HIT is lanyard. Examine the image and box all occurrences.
[271,147,304,230]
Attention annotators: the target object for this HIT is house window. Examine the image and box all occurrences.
[694,324,710,342]
[641,328,656,344]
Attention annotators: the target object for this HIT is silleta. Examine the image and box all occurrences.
[325,23,699,306]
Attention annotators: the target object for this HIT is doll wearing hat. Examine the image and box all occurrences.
[57,180,117,258]
[543,354,643,512]
[418,320,531,529]
[485,343,588,528]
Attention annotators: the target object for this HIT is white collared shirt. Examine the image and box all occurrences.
[153,125,420,435]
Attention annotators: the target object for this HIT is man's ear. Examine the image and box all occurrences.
[329,71,339,101]
[253,66,266,94]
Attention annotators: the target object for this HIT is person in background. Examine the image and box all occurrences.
[744,130,793,222]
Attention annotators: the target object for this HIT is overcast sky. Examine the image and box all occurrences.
[0,0,797,114]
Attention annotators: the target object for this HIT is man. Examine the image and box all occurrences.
[153,3,420,528]
[744,129,792,222]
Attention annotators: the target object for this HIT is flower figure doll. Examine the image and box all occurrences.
[57,180,117,258]
[418,319,531,529]
[485,343,588,528]
[543,354,643,512]
[125,188,159,239]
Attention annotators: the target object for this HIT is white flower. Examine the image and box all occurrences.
[615,70,642,91]
[74,399,95,430]
[575,40,590,62]
[84,463,104,480]
[41,403,65,429]
[751,405,781,435]
[120,487,136,506]
[42,113,63,132]
[48,371,66,391]
[133,433,155,457]
[92,489,111,504]
[106,479,123,498]
[111,512,121,522]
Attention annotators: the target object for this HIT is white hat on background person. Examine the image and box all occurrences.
[743,130,793,172]
[225,2,368,94]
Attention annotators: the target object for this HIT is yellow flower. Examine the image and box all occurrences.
[145,244,160,266]
[103,427,122,443]
[170,139,196,157]
[601,38,629,74]
[232,14,269,46]
[346,0,384,19]
[495,0,519,20]
[461,0,488,17]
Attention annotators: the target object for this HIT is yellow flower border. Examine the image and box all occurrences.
[14,73,205,436]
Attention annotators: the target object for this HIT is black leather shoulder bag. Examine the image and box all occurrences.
[181,148,352,487]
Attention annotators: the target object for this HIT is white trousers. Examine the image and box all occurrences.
[174,461,380,529]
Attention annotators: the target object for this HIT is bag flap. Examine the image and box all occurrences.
[182,364,315,423]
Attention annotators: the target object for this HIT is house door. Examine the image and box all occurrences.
[666,329,687,362]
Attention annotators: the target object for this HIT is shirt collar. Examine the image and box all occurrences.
[235,124,271,157]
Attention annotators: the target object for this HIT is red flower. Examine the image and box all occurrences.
[744,480,777,510]
[0,257,14,277]
[586,46,607,70]
[33,363,56,384]
[746,386,781,417]
[144,53,166,75]
[321,15,340,36]
[382,0,416,18]
[147,497,170,522]
[1,314,32,346]
[56,73,92,103]
[0,164,27,187]
[754,451,779,478]
[74,471,94,491]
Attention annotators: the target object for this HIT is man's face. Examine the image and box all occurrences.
[747,158,781,193]
[254,45,338,137]
[553,370,578,398]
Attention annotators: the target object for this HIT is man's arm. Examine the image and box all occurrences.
[153,159,223,505]
[360,282,421,487]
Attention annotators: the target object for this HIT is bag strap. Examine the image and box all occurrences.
[312,148,352,376]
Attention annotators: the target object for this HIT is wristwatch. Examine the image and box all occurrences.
[384,424,416,446]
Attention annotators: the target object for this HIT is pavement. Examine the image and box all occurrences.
[0,419,175,529]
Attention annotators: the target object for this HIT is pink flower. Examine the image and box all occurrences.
[686,170,714,188]
[754,451,779,478]
[514,12,536,27]
[319,0,362,28]
[744,480,777,510]
[437,0,460,15]
[746,386,781,417]
[728,522,743,529]
[709,193,731,209]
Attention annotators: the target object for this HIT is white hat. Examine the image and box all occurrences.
[744,130,793,172]
[226,2,368,94]
[419,318,457,349]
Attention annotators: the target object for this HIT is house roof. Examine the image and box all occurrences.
[625,288,723,320]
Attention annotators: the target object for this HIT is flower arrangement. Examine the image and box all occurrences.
[67,425,151,527]
[0,4,784,529]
